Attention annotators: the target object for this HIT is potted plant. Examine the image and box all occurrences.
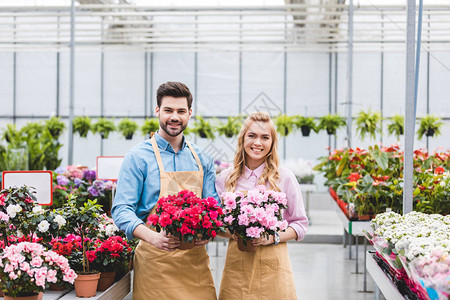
[0,186,37,248]
[141,118,160,137]
[147,190,225,250]
[45,116,66,139]
[221,186,288,252]
[117,118,138,140]
[293,116,317,137]
[72,116,92,138]
[92,236,132,291]
[2,124,23,145]
[60,197,103,298]
[387,114,404,140]
[216,116,242,138]
[0,242,77,300]
[416,115,444,140]
[274,114,294,137]
[191,116,215,140]
[318,114,346,135]
[354,110,381,140]
[92,118,116,139]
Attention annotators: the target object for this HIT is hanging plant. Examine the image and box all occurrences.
[318,114,346,135]
[354,110,381,140]
[417,115,444,140]
[118,118,138,140]
[274,114,294,137]
[216,116,242,138]
[92,118,116,139]
[191,116,215,140]
[387,114,404,140]
[72,116,92,138]
[45,116,66,139]
[141,118,160,137]
[293,116,317,137]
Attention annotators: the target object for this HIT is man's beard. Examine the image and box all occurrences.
[160,120,187,137]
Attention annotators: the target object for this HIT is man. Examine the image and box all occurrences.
[112,82,218,299]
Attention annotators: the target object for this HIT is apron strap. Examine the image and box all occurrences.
[185,141,204,173]
[151,135,203,174]
[150,136,165,173]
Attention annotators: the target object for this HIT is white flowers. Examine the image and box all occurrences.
[37,220,50,233]
[369,211,450,298]
[104,224,119,237]
[53,215,66,228]
[6,204,22,218]
[32,206,45,214]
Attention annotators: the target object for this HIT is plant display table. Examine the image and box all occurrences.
[40,271,131,300]
[299,183,316,224]
[366,251,405,300]
[331,197,372,292]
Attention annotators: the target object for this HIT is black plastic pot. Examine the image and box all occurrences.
[300,126,311,137]
[125,133,134,140]
[326,128,336,135]
[425,128,435,137]
[198,131,207,138]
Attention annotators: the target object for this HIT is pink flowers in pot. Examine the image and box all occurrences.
[0,242,77,298]
[221,185,288,242]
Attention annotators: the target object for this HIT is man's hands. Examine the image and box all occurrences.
[151,231,181,252]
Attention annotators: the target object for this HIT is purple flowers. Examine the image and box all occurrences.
[56,175,69,186]
[83,169,96,181]
[87,186,99,197]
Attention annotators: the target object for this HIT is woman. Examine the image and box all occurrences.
[215,111,308,300]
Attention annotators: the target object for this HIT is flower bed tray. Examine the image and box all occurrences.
[366,251,404,300]
[40,271,131,300]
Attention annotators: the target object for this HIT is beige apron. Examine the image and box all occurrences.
[219,191,297,300]
[133,136,217,300]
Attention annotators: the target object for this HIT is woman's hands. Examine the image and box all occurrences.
[251,235,274,246]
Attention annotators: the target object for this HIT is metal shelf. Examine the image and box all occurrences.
[366,251,405,300]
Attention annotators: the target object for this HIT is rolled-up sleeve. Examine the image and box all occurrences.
[283,170,308,241]
[201,155,220,204]
[111,153,145,241]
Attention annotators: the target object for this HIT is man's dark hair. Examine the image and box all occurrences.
[156,82,193,109]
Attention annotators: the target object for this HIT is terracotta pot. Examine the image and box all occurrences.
[74,272,100,298]
[358,214,371,221]
[97,272,116,291]
[4,294,39,300]
[237,236,258,253]
[178,237,195,250]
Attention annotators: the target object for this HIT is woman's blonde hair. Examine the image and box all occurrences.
[225,112,281,192]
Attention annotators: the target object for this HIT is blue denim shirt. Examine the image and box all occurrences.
[111,132,219,240]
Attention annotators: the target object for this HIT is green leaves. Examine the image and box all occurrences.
[371,146,388,170]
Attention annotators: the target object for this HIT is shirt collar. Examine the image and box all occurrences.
[243,162,266,179]
[154,131,187,152]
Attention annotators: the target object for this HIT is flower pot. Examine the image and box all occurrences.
[74,272,100,298]
[178,237,195,250]
[300,125,311,137]
[97,272,116,291]
[198,131,207,138]
[125,133,134,140]
[237,236,258,253]
[357,214,371,221]
[326,128,336,135]
[425,128,435,137]
[4,294,39,300]
[225,132,234,138]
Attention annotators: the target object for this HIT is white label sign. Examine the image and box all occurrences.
[2,171,53,205]
[96,156,124,181]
